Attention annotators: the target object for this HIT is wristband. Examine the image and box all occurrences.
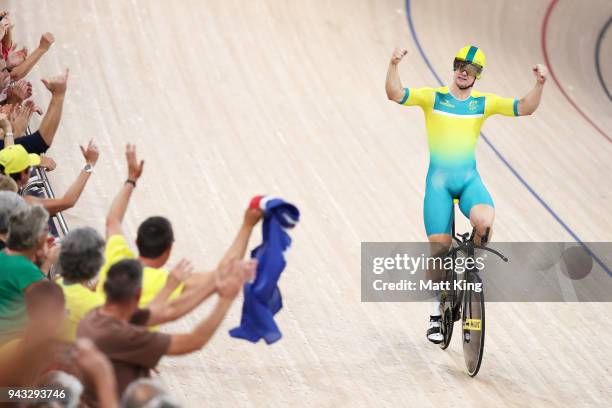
[125,179,136,187]
[5,132,13,139]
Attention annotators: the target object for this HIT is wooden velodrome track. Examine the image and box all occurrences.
[8,0,612,406]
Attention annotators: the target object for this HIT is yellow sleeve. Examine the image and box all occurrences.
[485,94,519,117]
[398,87,434,109]
[96,234,135,293]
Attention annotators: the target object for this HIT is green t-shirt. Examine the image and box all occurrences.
[0,252,45,346]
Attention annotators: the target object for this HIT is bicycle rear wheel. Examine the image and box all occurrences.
[439,266,459,350]
[462,272,485,377]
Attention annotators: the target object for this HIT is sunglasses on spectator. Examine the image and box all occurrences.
[453,59,482,77]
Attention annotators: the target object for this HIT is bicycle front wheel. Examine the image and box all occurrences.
[462,272,485,377]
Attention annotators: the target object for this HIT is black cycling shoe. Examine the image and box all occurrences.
[427,315,443,344]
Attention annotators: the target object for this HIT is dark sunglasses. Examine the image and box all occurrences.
[453,59,482,77]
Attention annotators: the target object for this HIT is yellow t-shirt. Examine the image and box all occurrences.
[95,235,183,306]
[59,279,105,341]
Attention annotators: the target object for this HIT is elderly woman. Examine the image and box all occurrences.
[0,190,25,249]
[0,204,48,346]
[57,227,107,341]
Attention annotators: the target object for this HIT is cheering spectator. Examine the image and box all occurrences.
[58,227,191,340]
[58,221,248,341]
[0,204,48,346]
[78,258,256,404]
[97,144,262,306]
[6,32,54,81]
[0,68,69,154]
[57,227,107,340]
[0,140,99,216]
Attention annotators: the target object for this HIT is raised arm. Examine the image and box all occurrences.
[106,144,144,239]
[9,32,54,81]
[517,64,548,116]
[386,47,408,102]
[166,260,257,355]
[217,206,263,270]
[9,101,34,138]
[37,69,69,147]
[25,140,99,216]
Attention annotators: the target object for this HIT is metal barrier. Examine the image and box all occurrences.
[19,127,70,238]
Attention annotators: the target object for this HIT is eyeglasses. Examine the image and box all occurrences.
[453,59,482,77]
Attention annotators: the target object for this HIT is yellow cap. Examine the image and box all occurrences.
[455,45,486,77]
[0,145,41,175]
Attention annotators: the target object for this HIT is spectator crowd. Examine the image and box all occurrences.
[0,11,262,408]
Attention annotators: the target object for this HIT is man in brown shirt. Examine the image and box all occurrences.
[78,257,255,403]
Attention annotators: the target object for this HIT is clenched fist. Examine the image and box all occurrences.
[532,64,548,85]
[390,47,408,65]
[39,32,55,51]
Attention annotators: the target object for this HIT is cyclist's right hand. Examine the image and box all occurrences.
[390,47,408,65]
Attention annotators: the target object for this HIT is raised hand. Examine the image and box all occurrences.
[9,102,34,137]
[126,143,145,181]
[532,64,548,85]
[390,47,408,65]
[39,32,55,51]
[80,139,100,166]
[215,259,257,299]
[244,207,263,227]
[41,68,69,95]
[169,258,194,284]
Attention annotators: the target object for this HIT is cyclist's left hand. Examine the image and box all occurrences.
[532,64,548,85]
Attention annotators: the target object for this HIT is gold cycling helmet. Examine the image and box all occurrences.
[454,45,486,78]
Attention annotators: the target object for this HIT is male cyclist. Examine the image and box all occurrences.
[385,45,547,343]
